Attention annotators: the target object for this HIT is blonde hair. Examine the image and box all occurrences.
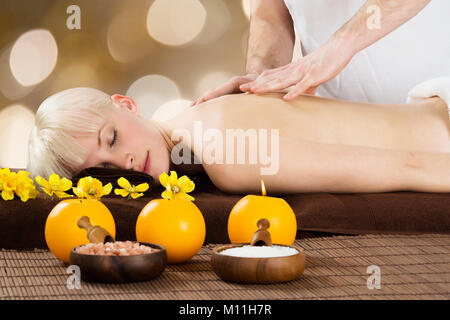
[27,87,119,179]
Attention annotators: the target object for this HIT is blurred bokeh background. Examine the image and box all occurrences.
[0,0,255,168]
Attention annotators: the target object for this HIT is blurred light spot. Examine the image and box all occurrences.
[147,0,206,46]
[0,46,34,100]
[195,71,235,98]
[0,104,35,168]
[192,0,230,45]
[126,75,180,119]
[9,29,58,86]
[107,8,156,63]
[242,0,251,20]
[152,99,191,122]
[50,64,101,93]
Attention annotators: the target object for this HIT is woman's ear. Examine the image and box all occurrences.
[111,94,140,114]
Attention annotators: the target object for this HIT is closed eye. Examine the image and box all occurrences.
[110,129,117,148]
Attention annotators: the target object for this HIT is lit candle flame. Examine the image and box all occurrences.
[261,179,266,196]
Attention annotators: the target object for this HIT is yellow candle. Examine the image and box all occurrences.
[45,199,116,264]
[227,180,297,245]
[136,198,206,264]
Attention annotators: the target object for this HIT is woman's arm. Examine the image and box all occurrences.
[205,136,450,194]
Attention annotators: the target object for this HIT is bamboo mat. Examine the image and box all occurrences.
[1,234,449,300]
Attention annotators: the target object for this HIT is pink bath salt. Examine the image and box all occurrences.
[75,246,91,255]
[75,241,156,256]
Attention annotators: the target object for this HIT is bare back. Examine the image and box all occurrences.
[173,93,450,153]
[164,93,450,194]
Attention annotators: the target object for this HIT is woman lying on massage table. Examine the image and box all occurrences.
[27,82,450,194]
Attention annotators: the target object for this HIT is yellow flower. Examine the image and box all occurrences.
[0,168,11,199]
[72,176,112,199]
[15,171,39,202]
[0,167,11,186]
[159,171,195,201]
[35,174,73,199]
[0,169,38,202]
[1,170,17,201]
[114,177,149,199]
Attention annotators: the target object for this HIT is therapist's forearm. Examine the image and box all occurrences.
[246,21,295,74]
[245,0,295,75]
[330,0,431,57]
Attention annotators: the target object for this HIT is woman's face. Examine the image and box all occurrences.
[76,97,170,181]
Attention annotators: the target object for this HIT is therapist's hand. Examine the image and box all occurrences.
[240,40,353,101]
[191,73,259,106]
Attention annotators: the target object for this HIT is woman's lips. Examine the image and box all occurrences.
[143,151,151,174]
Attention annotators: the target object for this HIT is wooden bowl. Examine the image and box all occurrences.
[211,244,306,284]
[69,242,167,283]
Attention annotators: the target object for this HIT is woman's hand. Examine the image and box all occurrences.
[191,73,259,106]
[240,39,354,101]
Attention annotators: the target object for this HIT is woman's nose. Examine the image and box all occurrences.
[124,153,135,170]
